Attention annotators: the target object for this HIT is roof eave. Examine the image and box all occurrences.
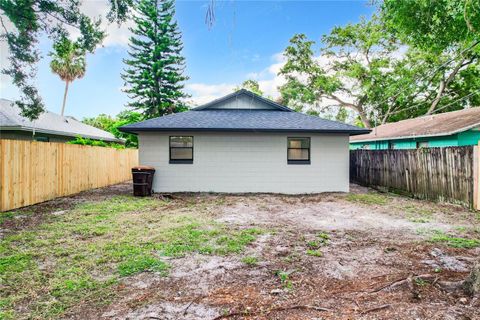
[119,126,371,135]
[0,126,123,143]
[350,122,480,143]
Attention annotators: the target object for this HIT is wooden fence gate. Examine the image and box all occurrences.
[350,146,479,209]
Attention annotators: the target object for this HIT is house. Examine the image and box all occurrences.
[119,89,369,194]
[350,107,480,150]
[0,98,122,143]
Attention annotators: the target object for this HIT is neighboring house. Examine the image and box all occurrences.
[350,107,480,150]
[119,89,369,194]
[0,98,122,143]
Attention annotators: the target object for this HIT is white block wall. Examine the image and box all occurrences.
[138,132,350,194]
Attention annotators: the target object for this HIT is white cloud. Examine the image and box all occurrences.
[185,53,288,106]
[185,83,236,106]
[79,0,133,47]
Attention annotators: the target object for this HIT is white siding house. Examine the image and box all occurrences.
[120,90,369,194]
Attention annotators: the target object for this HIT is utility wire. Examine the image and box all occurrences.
[431,89,480,114]
[373,39,480,109]
[382,88,480,119]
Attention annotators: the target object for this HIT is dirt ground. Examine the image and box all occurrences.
[2,183,480,320]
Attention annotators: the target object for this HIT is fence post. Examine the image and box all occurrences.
[475,142,480,211]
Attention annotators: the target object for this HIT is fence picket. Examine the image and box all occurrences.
[350,147,475,208]
[0,139,138,211]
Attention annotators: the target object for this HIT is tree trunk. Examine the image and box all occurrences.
[464,258,480,296]
[61,81,69,116]
[328,94,371,128]
[426,58,466,115]
[358,108,371,129]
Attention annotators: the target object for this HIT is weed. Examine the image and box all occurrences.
[241,256,259,266]
[414,277,429,286]
[306,249,323,257]
[275,270,294,290]
[345,193,389,206]
[317,232,330,241]
[306,240,320,249]
[306,232,329,249]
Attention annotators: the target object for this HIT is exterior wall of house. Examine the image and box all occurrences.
[138,132,350,194]
[350,128,480,150]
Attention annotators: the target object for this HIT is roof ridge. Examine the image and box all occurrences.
[191,89,293,112]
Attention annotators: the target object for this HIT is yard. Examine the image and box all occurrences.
[1,184,479,319]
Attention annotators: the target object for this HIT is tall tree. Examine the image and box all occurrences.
[381,0,480,115]
[49,37,86,116]
[279,16,400,128]
[235,79,264,96]
[122,0,188,118]
[0,0,133,120]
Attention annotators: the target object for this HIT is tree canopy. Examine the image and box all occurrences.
[0,0,133,119]
[235,80,264,96]
[278,2,480,126]
[122,0,189,118]
[49,37,87,116]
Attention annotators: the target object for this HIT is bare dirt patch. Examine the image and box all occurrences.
[2,183,479,320]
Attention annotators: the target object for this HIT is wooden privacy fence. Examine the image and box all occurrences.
[0,139,138,211]
[350,146,480,209]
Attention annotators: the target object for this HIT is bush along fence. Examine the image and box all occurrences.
[350,144,480,210]
[0,139,138,211]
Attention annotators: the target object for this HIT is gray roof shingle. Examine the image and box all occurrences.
[119,90,369,135]
[0,99,122,142]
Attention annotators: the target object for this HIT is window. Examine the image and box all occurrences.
[417,141,429,149]
[169,136,193,164]
[34,136,49,142]
[287,137,310,164]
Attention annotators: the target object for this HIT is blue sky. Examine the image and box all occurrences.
[0,0,374,119]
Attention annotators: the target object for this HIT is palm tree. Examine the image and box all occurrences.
[49,37,86,116]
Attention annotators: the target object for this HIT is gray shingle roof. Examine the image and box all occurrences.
[119,110,370,134]
[119,90,369,135]
[0,99,122,142]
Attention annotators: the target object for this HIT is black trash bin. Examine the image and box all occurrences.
[132,166,155,196]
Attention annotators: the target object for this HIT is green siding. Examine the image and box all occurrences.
[457,129,480,146]
[350,128,480,150]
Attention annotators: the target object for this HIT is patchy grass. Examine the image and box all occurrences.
[117,255,169,277]
[0,210,33,224]
[306,249,323,257]
[401,204,434,223]
[428,230,480,248]
[0,195,264,319]
[241,256,259,266]
[345,193,389,206]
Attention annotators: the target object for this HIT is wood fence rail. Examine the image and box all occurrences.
[0,139,138,211]
[350,146,478,208]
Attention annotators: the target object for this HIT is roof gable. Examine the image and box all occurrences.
[192,89,292,111]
